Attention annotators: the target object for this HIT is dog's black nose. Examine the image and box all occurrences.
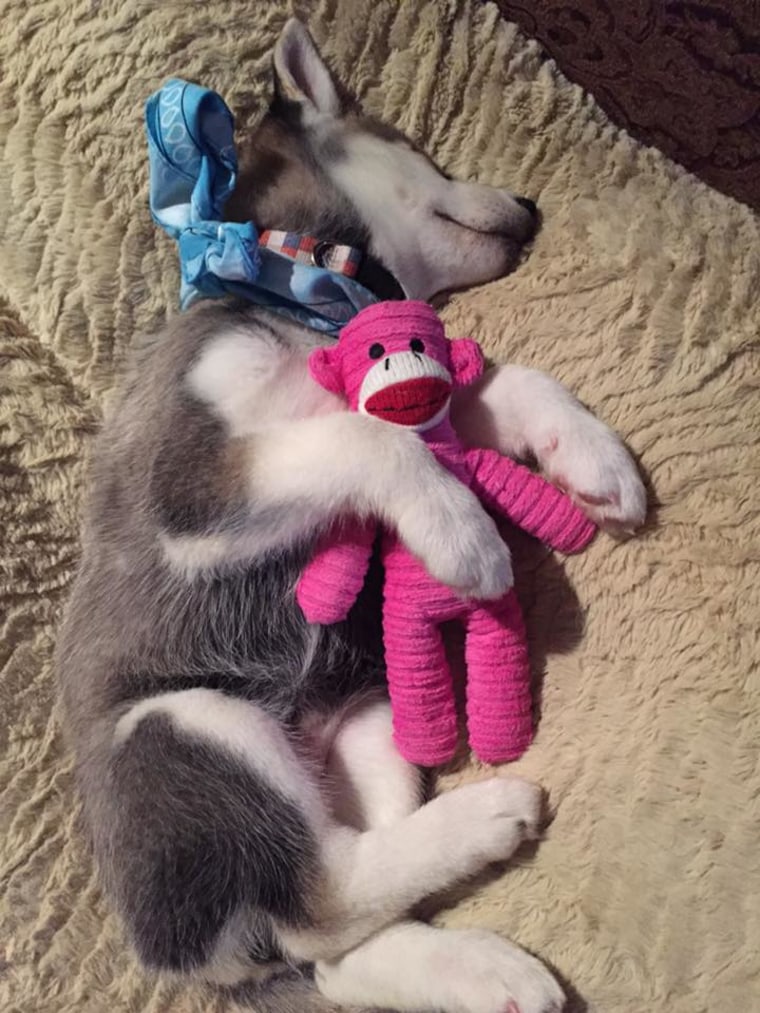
[515,196,538,219]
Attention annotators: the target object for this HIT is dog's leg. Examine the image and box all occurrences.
[278,774,542,961]
[452,364,646,530]
[105,688,328,983]
[315,703,564,1012]
[110,687,541,976]
[245,410,512,598]
[178,341,511,596]
[184,335,512,598]
[323,698,424,830]
[316,921,565,1013]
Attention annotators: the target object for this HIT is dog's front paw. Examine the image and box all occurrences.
[443,516,514,600]
[399,491,514,599]
[538,413,646,532]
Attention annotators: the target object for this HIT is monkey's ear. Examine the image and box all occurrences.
[449,338,485,387]
[308,345,344,394]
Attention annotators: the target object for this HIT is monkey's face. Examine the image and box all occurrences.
[357,335,453,430]
[308,302,485,428]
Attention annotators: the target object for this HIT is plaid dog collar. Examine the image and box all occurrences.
[259,229,404,301]
[259,230,362,278]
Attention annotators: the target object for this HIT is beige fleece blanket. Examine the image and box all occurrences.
[1,1,758,1011]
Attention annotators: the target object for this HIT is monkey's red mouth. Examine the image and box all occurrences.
[364,377,452,426]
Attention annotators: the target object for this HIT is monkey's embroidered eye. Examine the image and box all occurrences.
[410,338,425,353]
[368,343,385,359]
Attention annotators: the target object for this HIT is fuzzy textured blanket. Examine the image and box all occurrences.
[1,2,758,1011]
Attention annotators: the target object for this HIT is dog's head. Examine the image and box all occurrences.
[225,19,538,303]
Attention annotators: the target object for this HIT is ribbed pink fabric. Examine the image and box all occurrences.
[297,302,597,766]
[311,301,450,406]
[296,517,375,625]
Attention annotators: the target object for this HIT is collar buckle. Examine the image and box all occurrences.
[311,240,335,270]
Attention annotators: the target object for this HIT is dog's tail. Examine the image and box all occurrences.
[222,969,392,1013]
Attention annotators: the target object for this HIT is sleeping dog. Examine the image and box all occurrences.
[56,18,645,1013]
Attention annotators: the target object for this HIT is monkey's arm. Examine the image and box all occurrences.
[466,448,596,554]
[296,517,377,624]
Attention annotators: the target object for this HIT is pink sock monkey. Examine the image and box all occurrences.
[297,301,596,766]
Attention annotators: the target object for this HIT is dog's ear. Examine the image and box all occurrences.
[274,19,340,117]
[308,346,344,395]
[448,338,485,387]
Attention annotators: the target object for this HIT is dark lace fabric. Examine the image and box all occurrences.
[493,0,760,211]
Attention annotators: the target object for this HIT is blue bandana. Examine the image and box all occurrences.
[145,78,379,333]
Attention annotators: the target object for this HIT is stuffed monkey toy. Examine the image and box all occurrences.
[297,301,596,766]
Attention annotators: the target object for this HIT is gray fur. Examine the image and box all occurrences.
[108,712,313,973]
[55,18,539,1007]
[56,300,388,975]
[228,99,370,248]
[58,300,386,730]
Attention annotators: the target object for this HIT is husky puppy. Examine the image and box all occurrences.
[57,19,645,1013]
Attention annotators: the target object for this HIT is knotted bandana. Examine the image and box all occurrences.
[145,78,379,333]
